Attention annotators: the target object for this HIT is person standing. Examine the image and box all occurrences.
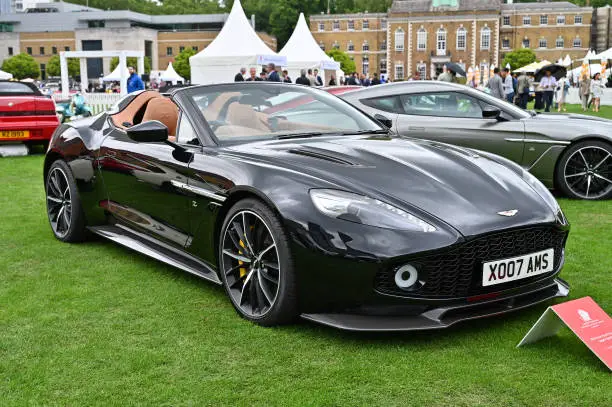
[266,63,281,82]
[313,69,323,86]
[539,70,557,112]
[328,74,337,86]
[371,73,381,85]
[579,74,591,112]
[590,72,605,113]
[126,66,145,94]
[282,70,292,83]
[488,68,505,99]
[245,67,262,81]
[234,68,246,82]
[295,69,311,86]
[517,71,530,109]
[437,65,454,83]
[502,68,514,103]
[557,76,569,112]
[361,73,370,87]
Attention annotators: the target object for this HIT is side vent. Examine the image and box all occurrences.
[288,148,358,166]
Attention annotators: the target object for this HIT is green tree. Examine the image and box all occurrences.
[326,49,356,74]
[46,55,81,77]
[502,48,537,71]
[173,48,197,82]
[269,0,301,49]
[109,56,152,74]
[1,53,40,80]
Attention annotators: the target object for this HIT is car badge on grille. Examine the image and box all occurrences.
[497,209,518,217]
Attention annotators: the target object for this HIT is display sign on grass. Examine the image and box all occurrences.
[517,297,611,370]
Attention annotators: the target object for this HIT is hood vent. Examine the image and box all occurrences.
[288,148,358,166]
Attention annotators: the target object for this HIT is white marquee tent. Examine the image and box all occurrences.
[160,62,184,84]
[189,0,284,84]
[0,69,13,80]
[279,13,342,84]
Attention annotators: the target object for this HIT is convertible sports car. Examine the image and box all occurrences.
[0,80,60,146]
[336,81,612,200]
[44,83,570,331]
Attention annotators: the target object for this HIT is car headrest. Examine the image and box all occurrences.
[142,98,179,137]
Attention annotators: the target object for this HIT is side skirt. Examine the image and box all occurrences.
[88,225,222,285]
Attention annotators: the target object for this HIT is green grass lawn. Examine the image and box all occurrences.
[527,101,612,119]
[1,152,611,406]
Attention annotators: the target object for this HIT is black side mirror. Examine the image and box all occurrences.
[374,113,393,129]
[126,120,169,143]
[482,106,501,120]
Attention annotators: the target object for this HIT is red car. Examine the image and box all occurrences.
[0,81,60,146]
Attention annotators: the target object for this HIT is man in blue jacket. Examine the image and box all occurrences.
[127,66,145,93]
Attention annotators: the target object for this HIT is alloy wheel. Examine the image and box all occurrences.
[563,146,612,199]
[46,167,72,238]
[221,210,281,318]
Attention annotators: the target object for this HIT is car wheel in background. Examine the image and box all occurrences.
[45,160,87,242]
[556,140,612,200]
[219,198,298,326]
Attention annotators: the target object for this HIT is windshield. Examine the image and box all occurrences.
[185,83,384,144]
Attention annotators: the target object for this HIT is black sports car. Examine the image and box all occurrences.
[44,83,570,331]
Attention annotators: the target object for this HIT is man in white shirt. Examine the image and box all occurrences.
[539,70,557,112]
[502,68,514,103]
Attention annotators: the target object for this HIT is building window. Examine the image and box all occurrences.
[480,27,490,50]
[318,22,325,31]
[166,47,173,56]
[395,63,404,80]
[417,63,426,80]
[522,38,530,48]
[362,56,369,75]
[319,41,325,51]
[557,15,565,25]
[52,46,57,54]
[573,38,582,48]
[333,20,340,31]
[380,40,387,51]
[395,28,405,52]
[26,47,32,55]
[437,28,447,56]
[333,41,340,50]
[362,41,369,52]
[192,46,198,51]
[363,20,369,30]
[456,27,466,50]
[380,59,387,73]
[347,41,354,51]
[8,46,13,56]
[503,16,510,26]
[556,37,564,48]
[39,47,44,55]
[538,39,547,49]
[88,20,105,28]
[179,46,185,53]
[523,16,531,26]
[502,38,510,49]
[381,20,387,30]
[540,15,548,25]
[348,20,355,30]
[574,15,582,25]
[416,28,426,51]
[64,46,70,51]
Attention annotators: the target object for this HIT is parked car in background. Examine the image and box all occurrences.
[0,81,60,148]
[334,81,612,200]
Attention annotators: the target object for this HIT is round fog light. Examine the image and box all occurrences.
[394,264,419,289]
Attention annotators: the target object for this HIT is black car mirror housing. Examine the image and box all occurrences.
[126,120,169,143]
[482,106,501,120]
[374,113,393,129]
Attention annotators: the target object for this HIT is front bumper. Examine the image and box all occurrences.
[302,278,569,331]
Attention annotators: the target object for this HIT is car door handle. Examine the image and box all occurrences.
[409,127,425,131]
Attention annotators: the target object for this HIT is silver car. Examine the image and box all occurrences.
[337,81,612,200]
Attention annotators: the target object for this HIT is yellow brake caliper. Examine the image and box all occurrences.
[239,240,247,278]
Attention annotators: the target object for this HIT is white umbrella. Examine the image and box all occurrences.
[0,69,13,80]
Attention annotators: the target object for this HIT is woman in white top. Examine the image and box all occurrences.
[556,77,569,112]
[590,73,605,113]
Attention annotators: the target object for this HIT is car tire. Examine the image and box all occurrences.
[555,140,612,200]
[218,198,298,326]
[45,160,87,242]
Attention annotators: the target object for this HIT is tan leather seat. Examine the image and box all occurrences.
[111,91,161,128]
[226,102,270,132]
[141,98,179,137]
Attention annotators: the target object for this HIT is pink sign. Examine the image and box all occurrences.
[518,297,611,370]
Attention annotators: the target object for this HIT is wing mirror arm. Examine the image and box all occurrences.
[164,140,193,163]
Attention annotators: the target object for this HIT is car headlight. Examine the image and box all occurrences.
[309,189,436,232]
[522,170,565,220]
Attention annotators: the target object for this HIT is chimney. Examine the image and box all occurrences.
[251,14,255,30]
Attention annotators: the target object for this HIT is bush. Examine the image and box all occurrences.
[1,53,40,80]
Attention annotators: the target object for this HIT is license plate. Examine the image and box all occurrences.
[0,130,29,139]
[482,248,554,287]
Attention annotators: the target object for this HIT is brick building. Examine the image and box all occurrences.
[310,0,594,81]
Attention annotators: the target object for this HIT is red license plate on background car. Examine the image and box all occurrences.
[482,249,554,287]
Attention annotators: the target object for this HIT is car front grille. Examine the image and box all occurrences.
[375,226,568,299]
